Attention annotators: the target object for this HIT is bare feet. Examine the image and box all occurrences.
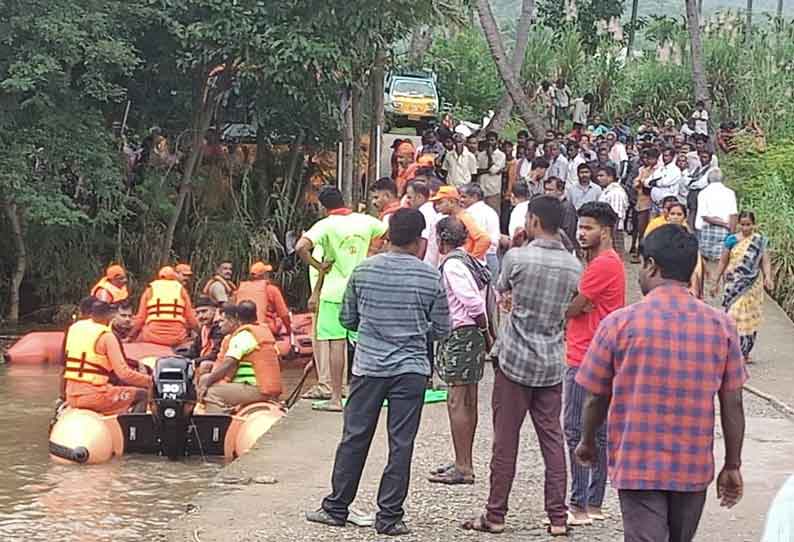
[587,506,607,520]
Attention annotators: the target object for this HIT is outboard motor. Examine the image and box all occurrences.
[152,356,195,459]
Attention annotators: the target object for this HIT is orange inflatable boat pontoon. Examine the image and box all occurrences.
[4,312,314,365]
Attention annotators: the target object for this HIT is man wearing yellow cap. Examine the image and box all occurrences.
[91,265,129,305]
[129,266,199,347]
[235,261,292,338]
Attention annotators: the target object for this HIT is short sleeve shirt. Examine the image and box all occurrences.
[565,250,625,366]
[225,330,258,361]
[576,283,748,492]
[304,213,388,303]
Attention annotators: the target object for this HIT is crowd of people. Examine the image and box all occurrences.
[59,260,294,416]
[302,101,774,540]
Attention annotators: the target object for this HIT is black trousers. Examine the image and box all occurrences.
[322,372,426,530]
[619,489,707,542]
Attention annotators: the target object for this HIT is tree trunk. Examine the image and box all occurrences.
[4,200,25,324]
[283,128,306,200]
[351,84,364,206]
[777,0,784,31]
[685,0,709,106]
[161,65,228,263]
[476,0,546,140]
[746,0,753,44]
[627,0,640,57]
[483,0,535,133]
[340,87,355,206]
[408,27,434,67]
[367,46,386,194]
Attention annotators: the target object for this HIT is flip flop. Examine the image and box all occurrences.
[588,511,608,521]
[302,387,331,400]
[547,524,571,537]
[461,515,505,534]
[311,400,344,412]
[429,463,455,475]
[566,511,593,526]
[428,468,474,485]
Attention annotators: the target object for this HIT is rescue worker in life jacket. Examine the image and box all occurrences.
[91,264,129,305]
[63,300,152,415]
[129,266,199,347]
[196,301,282,413]
[234,261,292,339]
[175,263,194,290]
[202,260,236,305]
[184,296,226,367]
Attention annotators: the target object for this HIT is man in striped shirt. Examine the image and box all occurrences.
[597,165,629,257]
[307,208,450,537]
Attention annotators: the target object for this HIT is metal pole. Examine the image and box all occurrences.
[337,141,343,191]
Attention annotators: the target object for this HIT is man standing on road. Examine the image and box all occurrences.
[443,133,478,188]
[564,202,625,526]
[597,165,629,257]
[459,183,502,278]
[295,186,387,412]
[306,208,450,536]
[575,225,747,542]
[462,196,581,536]
[476,131,506,214]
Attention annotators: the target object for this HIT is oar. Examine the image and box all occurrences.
[284,356,316,410]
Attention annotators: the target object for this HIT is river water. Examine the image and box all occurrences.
[0,360,311,541]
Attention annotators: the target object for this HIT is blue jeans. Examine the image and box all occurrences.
[564,365,608,509]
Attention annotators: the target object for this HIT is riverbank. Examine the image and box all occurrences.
[167,268,794,542]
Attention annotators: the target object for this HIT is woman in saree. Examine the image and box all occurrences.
[711,211,774,363]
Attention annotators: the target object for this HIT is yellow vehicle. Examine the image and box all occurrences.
[384,71,439,134]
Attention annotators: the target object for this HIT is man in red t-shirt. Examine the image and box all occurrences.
[564,201,626,525]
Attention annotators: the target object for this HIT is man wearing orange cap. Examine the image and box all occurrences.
[397,154,435,196]
[130,266,199,347]
[235,261,292,339]
[430,186,491,262]
[91,265,129,305]
[175,263,194,290]
[391,140,416,183]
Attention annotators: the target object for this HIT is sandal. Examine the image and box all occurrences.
[311,400,344,412]
[566,510,593,526]
[547,524,571,537]
[302,386,331,400]
[428,468,474,485]
[429,463,455,475]
[461,515,505,534]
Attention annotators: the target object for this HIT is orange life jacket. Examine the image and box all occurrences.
[199,325,214,358]
[202,275,237,302]
[229,324,282,397]
[145,279,187,324]
[63,319,113,386]
[90,278,129,304]
[234,280,268,324]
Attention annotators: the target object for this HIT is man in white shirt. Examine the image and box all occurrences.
[596,165,629,257]
[507,181,531,239]
[682,148,719,230]
[553,78,571,130]
[443,133,478,187]
[476,131,507,215]
[648,147,682,213]
[696,168,737,263]
[460,183,501,277]
[405,178,442,267]
[566,163,602,211]
[571,93,593,127]
[544,143,569,182]
[692,100,709,135]
[605,132,629,180]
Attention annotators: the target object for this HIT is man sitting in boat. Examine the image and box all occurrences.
[183,296,226,366]
[63,300,152,415]
[129,266,199,347]
[90,265,129,305]
[111,300,135,342]
[196,301,282,413]
[202,260,237,305]
[175,263,194,290]
[234,261,292,339]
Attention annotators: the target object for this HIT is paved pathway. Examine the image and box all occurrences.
[168,264,794,542]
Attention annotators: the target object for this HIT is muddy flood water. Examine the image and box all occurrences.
[0,359,312,542]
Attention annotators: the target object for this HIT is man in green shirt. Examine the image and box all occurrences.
[295,186,387,411]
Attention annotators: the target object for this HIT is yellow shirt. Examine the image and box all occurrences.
[644,215,668,238]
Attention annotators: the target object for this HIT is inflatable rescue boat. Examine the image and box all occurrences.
[4,313,314,365]
[49,356,289,464]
